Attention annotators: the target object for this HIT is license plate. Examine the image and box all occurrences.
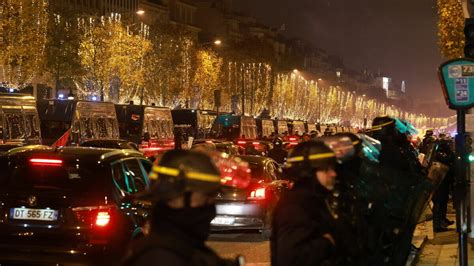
[10,208,59,221]
[211,216,235,225]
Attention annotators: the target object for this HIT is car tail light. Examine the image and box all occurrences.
[289,137,297,141]
[72,205,115,228]
[248,187,266,200]
[95,211,111,227]
[237,141,246,145]
[29,158,63,166]
[252,142,260,145]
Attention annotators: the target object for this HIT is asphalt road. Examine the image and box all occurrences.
[208,233,270,266]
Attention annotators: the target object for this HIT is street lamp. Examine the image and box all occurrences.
[199,39,223,47]
[136,9,145,15]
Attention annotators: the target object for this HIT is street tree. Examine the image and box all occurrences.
[437,0,465,58]
[78,16,151,101]
[43,3,83,95]
[193,48,223,109]
[144,24,196,107]
[0,0,48,88]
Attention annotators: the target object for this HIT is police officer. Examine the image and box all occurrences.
[123,150,243,266]
[369,116,422,173]
[419,129,436,155]
[368,116,430,264]
[268,137,288,164]
[271,141,354,266]
[432,135,455,232]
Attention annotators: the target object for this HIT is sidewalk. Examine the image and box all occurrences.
[415,214,474,266]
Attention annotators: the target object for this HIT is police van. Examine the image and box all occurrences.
[0,93,41,146]
[213,114,257,141]
[37,99,119,145]
[171,109,217,140]
[115,104,174,157]
[256,118,276,140]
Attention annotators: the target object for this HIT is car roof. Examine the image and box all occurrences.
[81,139,130,144]
[236,155,271,164]
[5,146,144,163]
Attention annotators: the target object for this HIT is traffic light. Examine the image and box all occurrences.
[469,154,474,163]
[465,18,474,58]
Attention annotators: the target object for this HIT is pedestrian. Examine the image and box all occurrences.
[268,137,288,164]
[122,150,244,266]
[174,127,183,150]
[324,127,333,136]
[271,141,353,266]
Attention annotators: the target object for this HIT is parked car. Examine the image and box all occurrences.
[0,146,152,265]
[236,140,272,156]
[211,155,288,238]
[80,139,139,151]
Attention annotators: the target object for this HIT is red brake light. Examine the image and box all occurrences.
[95,211,111,227]
[289,137,297,141]
[237,141,246,145]
[252,142,260,145]
[248,187,266,200]
[29,158,63,166]
[72,205,114,228]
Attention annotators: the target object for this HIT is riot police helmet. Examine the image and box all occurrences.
[335,132,362,151]
[284,140,337,181]
[368,116,397,140]
[137,150,221,202]
[425,129,434,137]
[273,137,283,147]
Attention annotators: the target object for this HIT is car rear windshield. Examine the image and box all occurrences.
[0,158,107,192]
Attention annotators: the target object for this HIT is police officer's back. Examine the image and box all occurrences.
[123,150,242,266]
[271,141,352,266]
[268,137,288,164]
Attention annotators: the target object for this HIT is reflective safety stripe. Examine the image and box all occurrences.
[151,166,220,183]
[368,120,395,131]
[287,152,336,163]
[352,141,360,145]
[149,172,158,180]
[152,166,180,176]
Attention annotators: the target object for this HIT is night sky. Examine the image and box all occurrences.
[236,0,449,114]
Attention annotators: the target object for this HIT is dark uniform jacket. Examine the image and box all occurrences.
[268,147,288,164]
[271,179,341,266]
[123,222,238,266]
